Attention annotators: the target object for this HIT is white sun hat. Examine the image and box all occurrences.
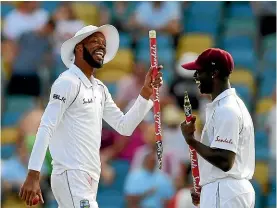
[61,24,119,68]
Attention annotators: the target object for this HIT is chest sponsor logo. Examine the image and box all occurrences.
[83,98,93,104]
[215,136,233,144]
[53,94,66,103]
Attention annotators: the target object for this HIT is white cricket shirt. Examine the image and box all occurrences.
[28,64,153,181]
[198,88,255,186]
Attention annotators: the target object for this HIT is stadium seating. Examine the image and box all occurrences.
[104,82,118,97]
[250,179,262,208]
[136,34,174,52]
[107,160,130,193]
[119,32,132,49]
[255,130,269,149]
[176,34,214,59]
[96,49,134,83]
[98,160,129,207]
[226,48,257,73]
[228,2,255,18]
[255,130,270,162]
[97,190,124,208]
[267,191,276,208]
[254,162,269,193]
[72,2,99,26]
[255,98,275,115]
[223,18,257,37]
[221,35,255,51]
[185,18,219,38]
[4,95,36,113]
[230,69,255,94]
[2,111,23,127]
[267,177,277,207]
[1,127,18,145]
[2,96,37,127]
[232,84,252,110]
[188,2,223,19]
[262,33,277,52]
[1,2,14,17]
[1,144,16,159]
[41,1,61,13]
[262,49,277,66]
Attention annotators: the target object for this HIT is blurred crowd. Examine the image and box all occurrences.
[1,1,276,208]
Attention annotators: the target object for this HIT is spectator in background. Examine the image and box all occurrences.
[162,104,191,176]
[124,151,175,208]
[1,137,48,204]
[131,2,182,36]
[104,2,136,33]
[3,1,49,40]
[116,62,171,110]
[53,3,85,76]
[7,18,56,97]
[16,101,55,206]
[170,52,200,110]
[167,188,194,208]
[100,100,153,185]
[131,123,184,182]
[1,36,17,79]
[251,1,276,36]
[18,102,44,139]
[18,101,53,176]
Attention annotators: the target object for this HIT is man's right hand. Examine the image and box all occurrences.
[19,170,44,206]
[190,187,200,206]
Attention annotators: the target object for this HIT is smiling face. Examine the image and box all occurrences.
[77,32,107,69]
[193,69,214,94]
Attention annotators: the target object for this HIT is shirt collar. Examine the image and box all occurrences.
[69,64,94,88]
[213,88,236,103]
[206,88,236,108]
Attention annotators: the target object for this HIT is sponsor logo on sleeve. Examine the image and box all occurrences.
[53,94,66,103]
[215,136,233,144]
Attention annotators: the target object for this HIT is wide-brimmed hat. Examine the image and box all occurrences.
[61,24,119,68]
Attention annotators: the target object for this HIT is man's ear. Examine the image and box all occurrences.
[213,69,220,78]
[74,44,83,55]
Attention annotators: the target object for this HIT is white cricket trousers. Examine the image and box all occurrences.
[200,178,255,208]
[51,170,99,208]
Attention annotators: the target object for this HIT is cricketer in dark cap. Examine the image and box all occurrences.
[180,48,255,207]
[182,48,234,95]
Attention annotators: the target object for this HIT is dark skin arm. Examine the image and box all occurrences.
[180,116,236,172]
[19,170,44,206]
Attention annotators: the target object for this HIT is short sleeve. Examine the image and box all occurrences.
[210,108,240,153]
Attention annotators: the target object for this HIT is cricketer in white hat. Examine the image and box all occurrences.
[20,24,164,208]
[61,24,120,68]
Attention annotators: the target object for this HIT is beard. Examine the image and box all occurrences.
[83,46,103,69]
[199,78,213,94]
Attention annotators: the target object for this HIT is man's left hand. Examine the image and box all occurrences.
[140,65,163,100]
[180,116,197,146]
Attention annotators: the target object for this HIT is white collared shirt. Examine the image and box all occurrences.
[28,64,153,181]
[198,88,255,186]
